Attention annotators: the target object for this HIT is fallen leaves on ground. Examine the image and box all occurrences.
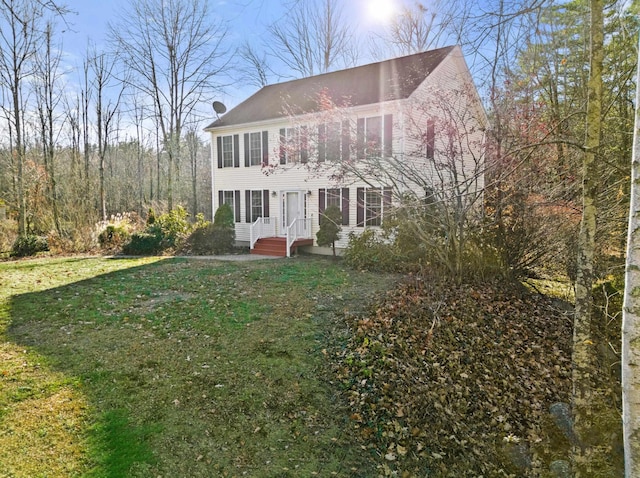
[331,275,574,477]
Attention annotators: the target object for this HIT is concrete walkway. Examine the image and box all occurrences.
[176,253,284,262]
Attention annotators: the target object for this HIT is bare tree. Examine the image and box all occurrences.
[80,54,92,194]
[88,46,124,221]
[571,0,603,474]
[34,21,64,235]
[0,0,46,234]
[110,0,229,211]
[130,92,151,214]
[267,0,358,78]
[238,41,270,88]
[183,127,197,218]
[370,1,455,58]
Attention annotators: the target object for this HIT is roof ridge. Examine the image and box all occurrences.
[205,45,457,130]
[261,44,457,88]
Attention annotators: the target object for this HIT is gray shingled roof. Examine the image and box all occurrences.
[205,45,456,130]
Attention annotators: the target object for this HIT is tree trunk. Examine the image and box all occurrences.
[97,90,106,221]
[14,84,26,235]
[572,0,603,474]
[191,159,198,219]
[622,32,640,478]
[167,149,174,212]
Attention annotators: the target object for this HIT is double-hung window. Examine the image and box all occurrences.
[218,190,241,222]
[244,131,269,166]
[357,114,393,159]
[279,126,308,164]
[216,134,239,168]
[249,132,262,165]
[245,190,270,223]
[318,121,350,162]
[356,187,392,227]
[318,187,350,225]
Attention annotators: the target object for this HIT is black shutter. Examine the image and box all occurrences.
[244,133,250,167]
[318,124,326,162]
[341,120,350,162]
[280,128,286,164]
[300,126,308,163]
[233,134,240,167]
[217,136,223,168]
[262,131,269,166]
[356,187,364,227]
[263,190,270,217]
[384,114,393,157]
[383,187,392,224]
[341,187,349,225]
[357,118,365,159]
[218,190,223,208]
[426,120,435,160]
[245,190,251,222]
[318,188,326,217]
[234,190,241,222]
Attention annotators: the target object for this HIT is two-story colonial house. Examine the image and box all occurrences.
[204,45,486,256]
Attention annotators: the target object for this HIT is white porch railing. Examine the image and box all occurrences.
[250,217,277,249]
[285,217,312,258]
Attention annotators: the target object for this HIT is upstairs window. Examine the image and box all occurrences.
[357,114,393,159]
[279,126,308,164]
[216,134,239,168]
[318,120,350,162]
[244,131,269,166]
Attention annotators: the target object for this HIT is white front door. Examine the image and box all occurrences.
[281,191,304,234]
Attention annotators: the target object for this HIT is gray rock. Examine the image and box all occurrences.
[549,459,570,478]
[549,402,579,445]
[503,442,532,471]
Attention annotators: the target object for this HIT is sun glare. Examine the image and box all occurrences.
[365,0,399,25]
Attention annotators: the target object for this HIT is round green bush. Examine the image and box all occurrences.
[10,234,49,258]
[213,203,235,229]
[98,225,131,250]
[122,232,163,255]
[181,221,236,255]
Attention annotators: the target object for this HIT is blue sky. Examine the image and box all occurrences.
[62,0,291,62]
[59,0,404,106]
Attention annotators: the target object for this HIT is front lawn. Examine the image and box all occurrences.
[0,256,395,477]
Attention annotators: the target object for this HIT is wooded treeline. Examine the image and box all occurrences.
[0,0,635,257]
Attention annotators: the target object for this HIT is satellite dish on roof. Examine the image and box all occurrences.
[212,101,227,118]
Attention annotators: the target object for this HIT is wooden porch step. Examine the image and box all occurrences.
[251,237,314,257]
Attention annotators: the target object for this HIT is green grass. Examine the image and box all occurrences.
[0,256,395,477]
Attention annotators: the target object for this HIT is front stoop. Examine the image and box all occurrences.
[251,237,314,257]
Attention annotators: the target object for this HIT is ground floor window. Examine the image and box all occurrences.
[218,190,240,222]
[245,190,270,223]
[318,187,349,225]
[356,187,392,227]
